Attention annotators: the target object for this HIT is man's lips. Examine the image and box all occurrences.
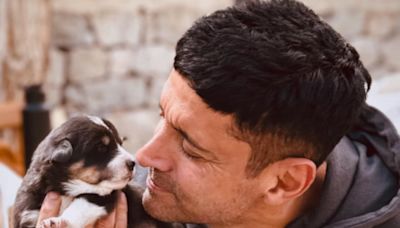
[146,176,168,193]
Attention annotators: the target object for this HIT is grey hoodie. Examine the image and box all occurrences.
[288,105,400,228]
[135,105,400,228]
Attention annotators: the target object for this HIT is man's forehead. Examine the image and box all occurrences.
[160,70,203,113]
[167,70,197,99]
[161,70,243,142]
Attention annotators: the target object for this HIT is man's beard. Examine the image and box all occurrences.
[143,168,200,223]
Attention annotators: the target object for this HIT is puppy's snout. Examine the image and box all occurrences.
[126,160,135,171]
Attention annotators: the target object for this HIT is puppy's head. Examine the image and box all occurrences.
[44,115,134,196]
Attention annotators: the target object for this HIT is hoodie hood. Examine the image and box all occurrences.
[289,105,400,228]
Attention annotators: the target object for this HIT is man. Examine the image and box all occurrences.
[38,0,400,227]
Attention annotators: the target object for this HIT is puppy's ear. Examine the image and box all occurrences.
[51,139,73,163]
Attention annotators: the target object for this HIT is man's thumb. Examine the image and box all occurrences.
[36,192,62,226]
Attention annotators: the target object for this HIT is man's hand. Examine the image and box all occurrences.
[90,192,128,228]
[36,191,128,228]
[36,192,64,227]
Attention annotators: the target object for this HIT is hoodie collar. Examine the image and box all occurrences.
[287,137,360,228]
[289,105,400,228]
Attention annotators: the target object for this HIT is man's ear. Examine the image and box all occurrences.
[51,139,73,163]
[263,158,316,205]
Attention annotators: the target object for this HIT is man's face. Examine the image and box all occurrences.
[135,69,269,225]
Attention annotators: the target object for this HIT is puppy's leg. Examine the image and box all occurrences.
[40,198,107,228]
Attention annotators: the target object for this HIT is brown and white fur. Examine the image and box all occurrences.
[13,115,181,228]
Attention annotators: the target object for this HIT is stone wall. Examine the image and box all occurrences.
[303,0,400,78]
[45,0,232,152]
[43,0,400,153]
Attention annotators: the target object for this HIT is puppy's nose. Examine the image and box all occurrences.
[126,160,135,171]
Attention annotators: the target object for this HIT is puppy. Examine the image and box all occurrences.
[13,115,181,228]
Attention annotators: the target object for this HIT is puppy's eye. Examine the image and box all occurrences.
[102,135,111,146]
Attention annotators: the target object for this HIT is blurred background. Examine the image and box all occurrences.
[0,0,400,175]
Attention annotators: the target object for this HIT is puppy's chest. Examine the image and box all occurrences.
[60,195,74,213]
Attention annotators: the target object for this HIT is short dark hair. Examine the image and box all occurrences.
[174,0,371,176]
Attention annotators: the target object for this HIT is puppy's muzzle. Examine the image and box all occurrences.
[126,160,135,171]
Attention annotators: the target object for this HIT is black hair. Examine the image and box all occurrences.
[174,0,371,176]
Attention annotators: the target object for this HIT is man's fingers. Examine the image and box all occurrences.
[114,192,128,228]
[36,192,62,227]
[92,192,127,228]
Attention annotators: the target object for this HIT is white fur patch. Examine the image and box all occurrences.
[60,198,107,228]
[106,145,135,184]
[60,195,74,214]
[87,115,109,130]
[108,145,134,170]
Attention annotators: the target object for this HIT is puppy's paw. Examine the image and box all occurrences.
[40,217,68,228]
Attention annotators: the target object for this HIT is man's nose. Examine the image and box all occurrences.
[135,124,174,172]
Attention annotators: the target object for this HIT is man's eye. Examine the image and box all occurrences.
[182,141,202,160]
[182,148,202,160]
